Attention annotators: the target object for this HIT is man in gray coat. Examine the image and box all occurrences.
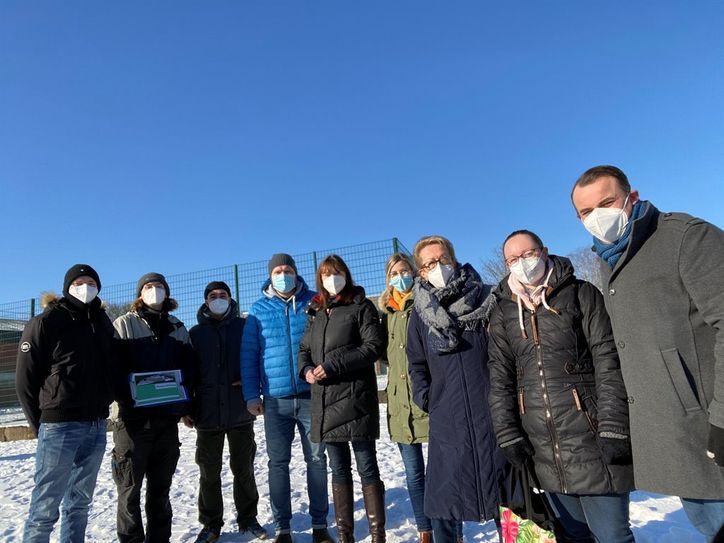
[571,164,724,539]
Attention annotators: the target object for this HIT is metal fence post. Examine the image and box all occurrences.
[312,251,318,271]
[30,298,36,318]
[233,264,240,304]
[392,237,399,254]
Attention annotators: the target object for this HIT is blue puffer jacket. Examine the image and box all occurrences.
[241,277,315,401]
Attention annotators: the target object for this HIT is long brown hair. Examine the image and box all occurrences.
[315,254,356,308]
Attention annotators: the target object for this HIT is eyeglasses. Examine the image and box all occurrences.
[505,248,541,267]
[419,256,452,273]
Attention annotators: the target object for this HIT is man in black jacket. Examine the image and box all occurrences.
[16,264,116,542]
[188,281,267,543]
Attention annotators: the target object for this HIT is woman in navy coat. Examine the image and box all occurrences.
[406,235,509,543]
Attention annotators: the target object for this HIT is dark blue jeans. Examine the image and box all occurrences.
[23,421,107,543]
[398,443,432,532]
[680,497,724,539]
[546,492,635,543]
[264,396,329,533]
[326,440,380,486]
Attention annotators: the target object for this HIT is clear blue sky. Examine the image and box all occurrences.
[2,1,723,303]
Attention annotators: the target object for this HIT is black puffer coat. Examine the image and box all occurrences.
[487,256,634,494]
[15,295,116,434]
[189,300,255,431]
[298,287,386,443]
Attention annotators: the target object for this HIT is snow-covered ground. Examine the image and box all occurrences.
[0,404,706,542]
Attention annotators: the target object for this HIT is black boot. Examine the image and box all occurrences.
[332,483,355,543]
[312,527,335,543]
[361,481,386,543]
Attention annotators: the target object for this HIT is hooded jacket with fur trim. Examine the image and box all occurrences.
[15,294,117,434]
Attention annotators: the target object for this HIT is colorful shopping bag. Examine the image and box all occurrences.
[499,463,557,543]
[499,504,556,543]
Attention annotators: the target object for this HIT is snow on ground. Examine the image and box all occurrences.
[0,404,705,542]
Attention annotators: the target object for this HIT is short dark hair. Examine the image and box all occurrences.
[503,229,544,252]
[571,165,631,200]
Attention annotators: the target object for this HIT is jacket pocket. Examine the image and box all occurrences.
[660,348,701,413]
[574,384,599,434]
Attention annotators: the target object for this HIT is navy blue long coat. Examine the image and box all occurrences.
[406,308,509,522]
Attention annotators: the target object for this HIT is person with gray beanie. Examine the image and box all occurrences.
[17,264,117,542]
[241,254,332,543]
[111,271,197,543]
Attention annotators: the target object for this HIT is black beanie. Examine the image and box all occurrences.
[204,281,232,299]
[63,264,101,296]
[267,253,298,276]
[136,272,170,297]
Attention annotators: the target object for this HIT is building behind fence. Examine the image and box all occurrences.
[0,238,410,409]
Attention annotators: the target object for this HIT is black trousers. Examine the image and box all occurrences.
[111,418,180,543]
[196,424,259,530]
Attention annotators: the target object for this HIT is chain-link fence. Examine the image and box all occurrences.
[0,238,410,409]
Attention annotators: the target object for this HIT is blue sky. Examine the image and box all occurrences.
[2,1,723,303]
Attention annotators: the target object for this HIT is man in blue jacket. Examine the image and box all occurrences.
[241,254,331,543]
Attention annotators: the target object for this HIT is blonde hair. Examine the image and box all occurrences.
[378,253,415,310]
[412,235,457,269]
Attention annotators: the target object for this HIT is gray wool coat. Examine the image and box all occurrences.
[598,201,724,499]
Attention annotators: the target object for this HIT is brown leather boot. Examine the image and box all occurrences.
[332,483,355,543]
[361,481,386,543]
[419,531,432,543]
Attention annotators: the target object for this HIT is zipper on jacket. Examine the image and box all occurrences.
[456,349,485,519]
[286,303,298,395]
[531,310,567,493]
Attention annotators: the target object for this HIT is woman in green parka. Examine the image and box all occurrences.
[381,253,462,543]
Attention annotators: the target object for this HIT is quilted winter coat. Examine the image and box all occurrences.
[487,256,634,494]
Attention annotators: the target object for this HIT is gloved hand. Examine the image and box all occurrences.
[707,424,724,467]
[598,433,633,465]
[501,438,534,468]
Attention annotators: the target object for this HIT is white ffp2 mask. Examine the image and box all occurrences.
[69,284,98,304]
[142,287,166,306]
[322,274,346,296]
[582,194,631,244]
[427,263,454,289]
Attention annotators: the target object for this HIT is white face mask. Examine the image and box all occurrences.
[68,284,98,304]
[509,255,546,285]
[322,274,346,296]
[427,263,454,289]
[208,298,230,315]
[142,287,166,307]
[582,194,631,244]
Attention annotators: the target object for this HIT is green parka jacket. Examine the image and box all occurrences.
[381,295,429,444]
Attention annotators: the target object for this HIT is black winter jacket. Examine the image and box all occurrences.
[189,300,255,430]
[298,287,386,443]
[15,295,116,434]
[487,256,634,494]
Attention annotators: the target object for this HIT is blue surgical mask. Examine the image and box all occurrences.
[390,274,413,293]
[272,273,296,294]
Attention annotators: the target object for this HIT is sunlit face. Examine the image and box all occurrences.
[572,175,639,220]
[388,260,413,281]
[205,289,230,304]
[71,275,98,288]
[142,281,165,292]
[503,234,547,267]
[271,264,296,279]
[320,265,343,279]
[417,243,454,280]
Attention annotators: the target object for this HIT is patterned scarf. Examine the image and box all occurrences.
[593,200,646,269]
[413,263,495,354]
